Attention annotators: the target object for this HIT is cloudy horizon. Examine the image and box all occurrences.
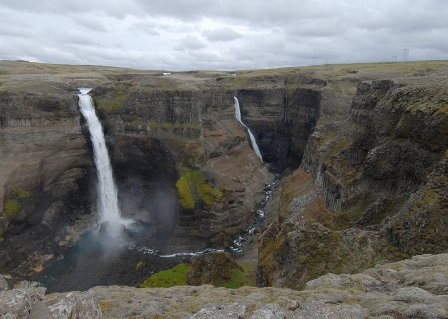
[0,0,447,71]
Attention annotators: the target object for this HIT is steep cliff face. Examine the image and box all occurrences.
[0,90,94,274]
[1,61,447,291]
[303,80,447,223]
[0,92,89,207]
[237,87,322,170]
[0,79,277,277]
[90,84,273,249]
[89,82,326,249]
[258,78,448,289]
[0,85,273,278]
[0,63,347,267]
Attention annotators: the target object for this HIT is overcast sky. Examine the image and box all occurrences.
[0,0,447,70]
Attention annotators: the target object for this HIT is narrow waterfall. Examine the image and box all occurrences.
[78,88,124,227]
[233,96,263,161]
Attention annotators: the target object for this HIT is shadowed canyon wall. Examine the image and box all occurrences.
[258,79,448,289]
[0,90,95,274]
[1,62,446,290]
[0,78,325,276]
[238,88,321,170]
[90,84,324,249]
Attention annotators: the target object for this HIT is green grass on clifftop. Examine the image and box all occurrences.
[219,268,245,288]
[139,263,191,288]
[138,263,246,289]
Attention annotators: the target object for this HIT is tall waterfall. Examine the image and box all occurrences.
[233,97,263,161]
[78,88,124,227]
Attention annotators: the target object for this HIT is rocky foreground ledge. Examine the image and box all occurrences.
[0,253,447,318]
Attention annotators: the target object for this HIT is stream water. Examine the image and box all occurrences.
[228,173,281,253]
[36,91,280,291]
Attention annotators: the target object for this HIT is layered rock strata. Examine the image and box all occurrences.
[91,85,273,249]
[259,79,448,288]
[0,90,94,275]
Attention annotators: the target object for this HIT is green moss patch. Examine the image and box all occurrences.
[136,261,145,270]
[238,262,257,287]
[4,199,20,219]
[2,188,31,220]
[219,268,245,288]
[176,166,223,210]
[14,188,31,199]
[139,263,191,288]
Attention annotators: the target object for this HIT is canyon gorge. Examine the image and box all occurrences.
[0,60,447,318]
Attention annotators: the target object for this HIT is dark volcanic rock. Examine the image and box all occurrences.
[0,91,95,277]
[91,85,272,250]
[2,62,447,296]
[237,88,321,170]
[0,84,272,279]
[259,79,448,289]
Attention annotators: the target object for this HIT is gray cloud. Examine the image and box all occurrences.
[0,24,33,38]
[203,27,242,42]
[133,0,223,21]
[0,0,447,70]
[1,0,140,18]
[128,21,160,36]
[73,15,110,32]
[174,35,207,51]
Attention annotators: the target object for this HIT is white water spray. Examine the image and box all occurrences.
[78,88,125,228]
[233,96,263,161]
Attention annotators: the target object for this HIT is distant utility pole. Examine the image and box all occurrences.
[392,56,397,63]
[311,57,318,65]
[324,58,329,67]
[403,49,410,62]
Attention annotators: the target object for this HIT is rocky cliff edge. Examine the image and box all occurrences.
[1,253,447,318]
